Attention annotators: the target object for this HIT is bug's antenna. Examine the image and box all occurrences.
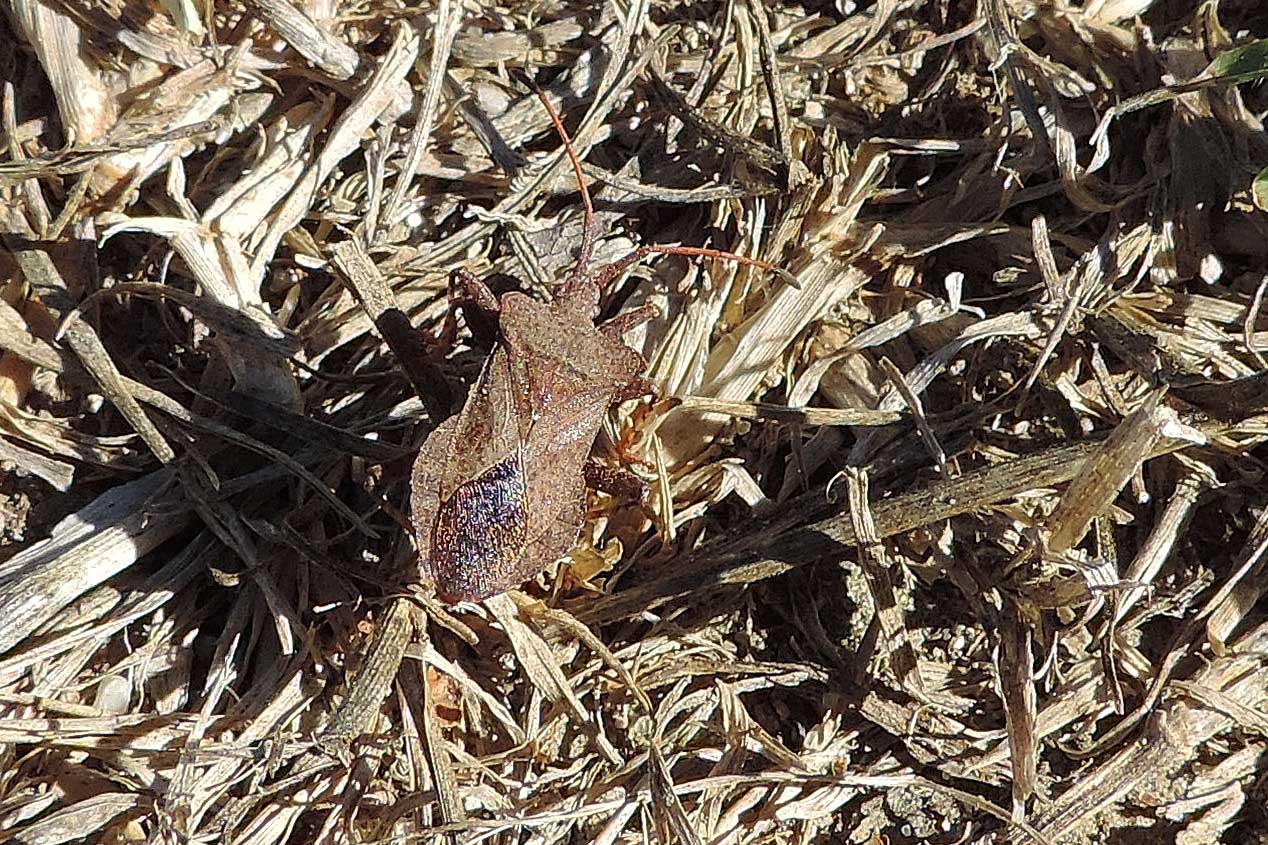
[518,74,596,278]
[592,244,800,293]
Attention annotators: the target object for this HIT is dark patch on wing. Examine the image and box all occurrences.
[429,453,530,602]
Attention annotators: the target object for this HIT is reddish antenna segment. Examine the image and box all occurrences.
[520,73,798,296]
[526,82,597,277]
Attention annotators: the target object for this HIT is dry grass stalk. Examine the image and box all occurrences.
[1,2,1268,844]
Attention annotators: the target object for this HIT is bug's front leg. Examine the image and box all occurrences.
[599,303,659,340]
[436,267,502,350]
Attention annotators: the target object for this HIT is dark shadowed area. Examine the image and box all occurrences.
[2,1,1268,843]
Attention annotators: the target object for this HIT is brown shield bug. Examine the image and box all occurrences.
[411,82,783,603]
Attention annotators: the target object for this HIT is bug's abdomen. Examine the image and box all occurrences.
[429,455,529,602]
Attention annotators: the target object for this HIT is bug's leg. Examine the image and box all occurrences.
[607,378,658,474]
[599,303,659,340]
[584,459,649,504]
[612,376,658,404]
[449,267,500,320]
[435,267,501,350]
[589,246,655,296]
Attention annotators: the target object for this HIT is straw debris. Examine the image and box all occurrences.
[2,1,1268,843]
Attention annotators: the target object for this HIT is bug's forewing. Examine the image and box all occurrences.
[439,347,528,501]
[409,417,456,582]
[419,445,532,602]
[410,347,532,601]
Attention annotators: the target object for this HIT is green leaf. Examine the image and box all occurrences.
[1253,164,1268,212]
[1204,38,1268,85]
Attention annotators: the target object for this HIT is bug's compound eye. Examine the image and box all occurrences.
[429,455,529,602]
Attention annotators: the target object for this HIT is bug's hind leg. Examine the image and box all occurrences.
[584,459,648,504]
